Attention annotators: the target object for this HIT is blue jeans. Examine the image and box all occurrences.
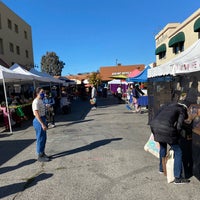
[159,142,182,178]
[33,116,47,155]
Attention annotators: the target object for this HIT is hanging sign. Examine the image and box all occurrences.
[174,58,200,74]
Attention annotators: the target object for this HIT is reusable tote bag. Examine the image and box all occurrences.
[166,149,175,183]
[144,133,160,158]
[90,98,96,105]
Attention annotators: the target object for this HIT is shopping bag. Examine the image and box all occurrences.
[90,98,96,105]
[144,133,160,158]
[166,149,175,183]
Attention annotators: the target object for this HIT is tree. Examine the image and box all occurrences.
[88,72,102,87]
[41,52,65,76]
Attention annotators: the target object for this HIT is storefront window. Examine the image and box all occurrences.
[158,51,166,59]
[172,42,184,54]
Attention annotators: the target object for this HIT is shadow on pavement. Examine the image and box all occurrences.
[56,119,94,128]
[55,96,119,123]
[0,159,36,175]
[55,99,91,123]
[51,138,123,159]
[0,173,53,199]
[0,139,35,166]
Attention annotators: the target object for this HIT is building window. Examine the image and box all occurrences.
[14,24,19,33]
[172,42,184,54]
[16,45,20,55]
[158,51,166,60]
[9,43,14,52]
[0,38,4,54]
[24,31,28,39]
[8,19,12,30]
[0,14,2,29]
[25,50,29,58]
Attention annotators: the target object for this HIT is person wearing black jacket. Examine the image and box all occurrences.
[150,102,190,184]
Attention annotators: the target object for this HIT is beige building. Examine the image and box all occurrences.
[0,1,34,68]
[155,8,200,66]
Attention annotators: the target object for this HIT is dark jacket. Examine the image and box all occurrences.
[132,86,144,99]
[150,103,188,145]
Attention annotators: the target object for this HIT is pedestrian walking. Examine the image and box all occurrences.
[91,84,97,110]
[150,102,190,184]
[32,87,51,162]
[132,84,144,113]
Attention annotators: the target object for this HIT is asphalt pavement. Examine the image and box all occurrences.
[0,95,200,200]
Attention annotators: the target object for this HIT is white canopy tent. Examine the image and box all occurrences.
[148,39,200,78]
[10,63,50,86]
[108,79,128,85]
[0,64,34,133]
[29,68,64,84]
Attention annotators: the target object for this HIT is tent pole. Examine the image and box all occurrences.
[33,80,36,90]
[2,75,13,134]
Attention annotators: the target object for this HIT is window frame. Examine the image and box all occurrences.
[0,38,4,54]
[24,30,28,39]
[9,42,14,53]
[158,51,166,60]
[16,45,20,55]
[14,24,19,33]
[25,50,29,58]
[172,42,184,55]
[8,19,12,30]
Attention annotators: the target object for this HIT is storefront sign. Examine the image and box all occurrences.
[174,58,200,74]
[112,72,130,75]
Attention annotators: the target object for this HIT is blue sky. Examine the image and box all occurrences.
[2,0,200,75]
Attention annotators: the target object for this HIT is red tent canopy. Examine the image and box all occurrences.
[128,69,141,78]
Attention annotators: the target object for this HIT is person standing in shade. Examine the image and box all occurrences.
[150,102,190,184]
[91,84,97,110]
[32,87,51,162]
[116,85,123,103]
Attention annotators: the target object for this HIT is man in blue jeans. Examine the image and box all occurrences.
[32,87,51,162]
[150,102,190,184]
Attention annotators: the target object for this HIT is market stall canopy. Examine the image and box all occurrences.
[108,79,128,85]
[0,64,34,133]
[83,79,89,84]
[126,66,150,82]
[58,77,76,86]
[127,69,141,78]
[0,64,33,82]
[109,74,128,79]
[10,63,50,83]
[29,68,64,84]
[148,39,200,78]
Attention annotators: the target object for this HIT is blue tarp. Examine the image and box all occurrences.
[126,65,150,83]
